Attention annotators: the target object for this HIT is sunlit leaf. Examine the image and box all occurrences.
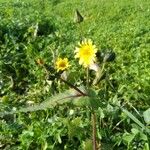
[143,108,150,125]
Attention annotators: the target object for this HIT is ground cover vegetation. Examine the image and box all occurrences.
[0,0,150,149]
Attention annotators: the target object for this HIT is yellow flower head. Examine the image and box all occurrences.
[74,39,97,68]
[55,58,70,72]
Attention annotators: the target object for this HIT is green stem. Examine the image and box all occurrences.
[86,67,89,89]
[101,63,106,74]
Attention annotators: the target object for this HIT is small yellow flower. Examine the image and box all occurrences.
[55,58,70,72]
[74,39,97,68]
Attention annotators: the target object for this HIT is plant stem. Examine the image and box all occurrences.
[60,78,87,96]
[92,112,97,150]
[86,67,89,89]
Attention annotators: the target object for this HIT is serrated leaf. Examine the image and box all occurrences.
[0,88,88,116]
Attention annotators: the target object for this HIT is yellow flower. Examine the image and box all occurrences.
[74,39,97,68]
[55,58,70,72]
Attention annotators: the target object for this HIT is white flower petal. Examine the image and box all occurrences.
[89,63,99,72]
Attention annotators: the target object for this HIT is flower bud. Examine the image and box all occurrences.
[103,52,116,62]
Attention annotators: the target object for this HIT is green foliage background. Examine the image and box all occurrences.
[0,0,150,149]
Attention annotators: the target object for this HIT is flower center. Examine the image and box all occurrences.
[82,46,92,56]
[59,62,66,68]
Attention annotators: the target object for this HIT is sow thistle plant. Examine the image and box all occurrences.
[1,38,150,150]
[74,39,100,149]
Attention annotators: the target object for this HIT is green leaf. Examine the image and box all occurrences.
[121,108,150,134]
[66,117,84,139]
[72,88,102,109]
[143,108,150,125]
[0,88,89,116]
[123,133,135,145]
[83,139,92,150]
[140,132,148,141]
[131,128,139,135]
[144,143,149,150]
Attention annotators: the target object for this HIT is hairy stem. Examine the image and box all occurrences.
[92,112,97,150]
